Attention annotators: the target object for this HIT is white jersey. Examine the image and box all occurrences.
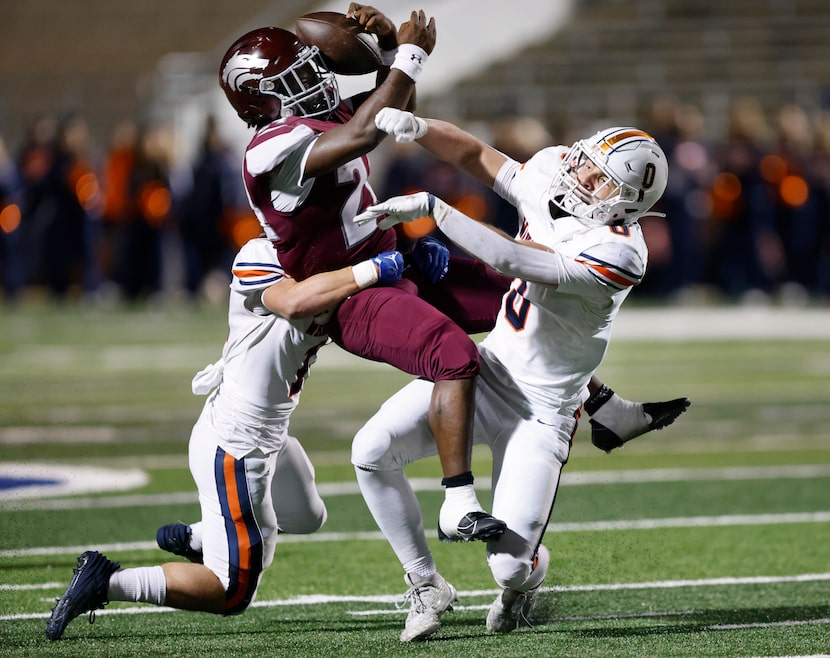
[199,237,329,458]
[480,147,648,419]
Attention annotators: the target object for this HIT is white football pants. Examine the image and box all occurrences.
[352,377,576,591]
[189,404,327,613]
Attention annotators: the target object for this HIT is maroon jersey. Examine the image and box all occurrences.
[242,104,395,280]
[240,104,501,387]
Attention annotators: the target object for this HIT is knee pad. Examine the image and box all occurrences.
[352,422,401,472]
[487,550,533,591]
[301,502,327,534]
[277,502,327,535]
[487,542,549,591]
[353,378,436,472]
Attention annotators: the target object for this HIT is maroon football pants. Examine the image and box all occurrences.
[328,256,511,382]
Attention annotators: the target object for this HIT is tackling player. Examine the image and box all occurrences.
[351,112,690,641]
[219,4,506,543]
[45,239,405,640]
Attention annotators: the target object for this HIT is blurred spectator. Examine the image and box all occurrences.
[0,136,24,301]
[176,115,238,301]
[812,112,830,298]
[61,113,104,298]
[647,95,681,162]
[705,97,783,301]
[5,101,830,307]
[117,123,173,302]
[768,104,819,300]
[15,112,100,301]
[16,114,58,292]
[641,102,714,299]
[100,120,138,291]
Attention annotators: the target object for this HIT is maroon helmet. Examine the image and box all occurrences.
[219,27,340,127]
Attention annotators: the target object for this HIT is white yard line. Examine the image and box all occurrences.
[610,306,830,341]
[2,510,829,560]
[4,463,829,512]
[3,572,830,624]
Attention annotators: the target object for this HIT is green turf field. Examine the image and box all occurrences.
[1,303,828,657]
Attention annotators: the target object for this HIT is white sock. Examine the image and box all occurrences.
[403,558,438,583]
[439,483,484,533]
[590,393,651,441]
[189,522,203,551]
[405,567,438,587]
[108,566,167,606]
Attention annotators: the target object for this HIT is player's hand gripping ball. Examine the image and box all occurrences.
[295,11,382,75]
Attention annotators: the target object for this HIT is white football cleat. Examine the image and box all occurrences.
[485,586,539,634]
[399,572,458,642]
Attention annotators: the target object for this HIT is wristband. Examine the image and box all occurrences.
[380,47,398,67]
[352,260,379,289]
[391,44,428,82]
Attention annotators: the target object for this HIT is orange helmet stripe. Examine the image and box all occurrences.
[598,129,654,151]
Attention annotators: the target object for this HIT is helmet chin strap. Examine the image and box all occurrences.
[635,210,667,220]
[552,192,606,226]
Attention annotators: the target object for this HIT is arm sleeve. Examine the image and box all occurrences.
[432,200,633,294]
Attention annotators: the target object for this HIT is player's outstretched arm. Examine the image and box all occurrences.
[355,192,582,287]
[262,251,404,319]
[374,108,508,188]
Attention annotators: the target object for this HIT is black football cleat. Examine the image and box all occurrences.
[591,397,691,453]
[438,511,507,543]
[46,551,120,641]
[156,523,203,564]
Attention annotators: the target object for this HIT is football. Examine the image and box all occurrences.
[295,11,382,75]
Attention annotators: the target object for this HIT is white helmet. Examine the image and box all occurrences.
[549,127,668,226]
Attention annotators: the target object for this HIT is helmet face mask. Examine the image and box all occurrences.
[220,27,341,128]
[550,127,668,226]
[258,46,339,119]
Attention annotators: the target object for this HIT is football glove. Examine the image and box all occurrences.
[410,236,449,283]
[355,191,435,229]
[375,107,428,143]
[371,250,405,284]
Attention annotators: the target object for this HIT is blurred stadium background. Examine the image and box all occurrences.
[2,0,830,306]
[2,4,829,653]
